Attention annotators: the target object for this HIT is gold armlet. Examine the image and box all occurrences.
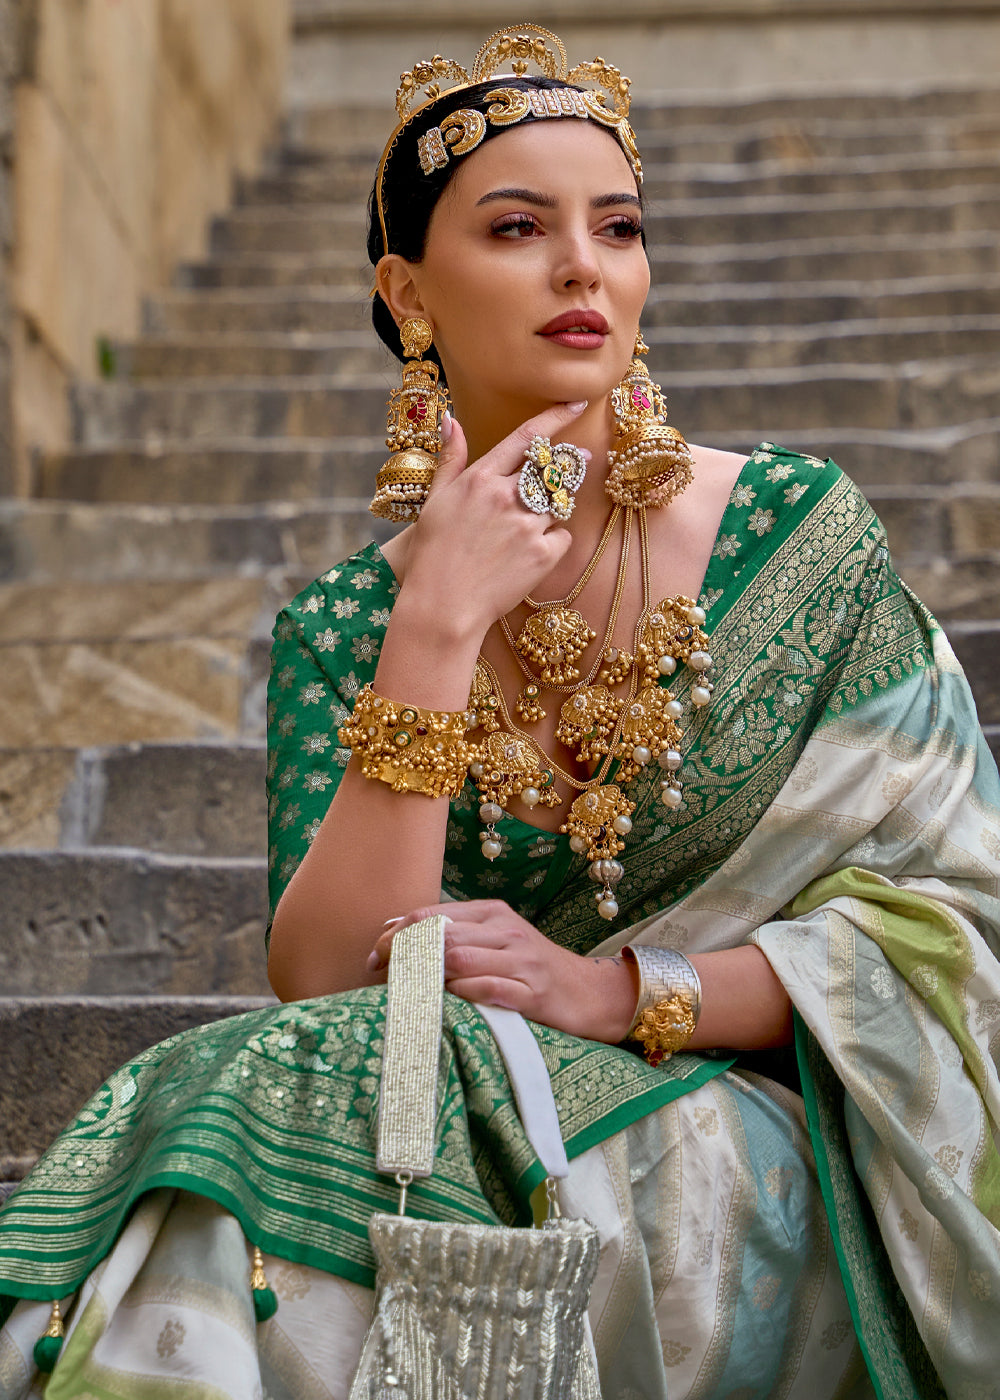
[622,945,702,1067]
[338,685,476,800]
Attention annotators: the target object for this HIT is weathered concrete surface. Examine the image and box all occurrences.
[7,0,290,492]
[0,996,275,1179]
[0,850,269,995]
[288,5,1000,109]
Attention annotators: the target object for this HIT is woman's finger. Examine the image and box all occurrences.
[444,940,527,982]
[487,400,590,478]
[366,909,454,970]
[423,412,467,496]
[444,974,530,1012]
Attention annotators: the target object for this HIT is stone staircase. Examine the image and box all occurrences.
[2,83,1000,1192]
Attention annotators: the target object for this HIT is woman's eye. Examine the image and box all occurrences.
[601,215,643,241]
[490,215,541,239]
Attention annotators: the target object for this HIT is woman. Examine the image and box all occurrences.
[1,26,998,1400]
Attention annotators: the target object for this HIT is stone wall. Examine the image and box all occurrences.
[5,0,290,496]
[290,0,1000,109]
[0,0,14,495]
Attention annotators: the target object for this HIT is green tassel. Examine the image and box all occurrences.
[33,1301,64,1373]
[253,1284,278,1323]
[250,1245,278,1323]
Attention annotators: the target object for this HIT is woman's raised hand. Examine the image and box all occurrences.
[399,401,589,640]
[367,899,638,1044]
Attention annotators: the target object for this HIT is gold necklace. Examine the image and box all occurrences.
[467,507,718,920]
[510,505,621,686]
[501,506,632,720]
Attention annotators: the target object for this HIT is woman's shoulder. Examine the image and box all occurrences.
[274,540,398,631]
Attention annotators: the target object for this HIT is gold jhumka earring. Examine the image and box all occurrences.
[606,334,694,509]
[369,317,450,521]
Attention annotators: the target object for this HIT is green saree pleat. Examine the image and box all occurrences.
[0,995,729,1307]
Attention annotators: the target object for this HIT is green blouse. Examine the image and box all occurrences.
[266,443,895,955]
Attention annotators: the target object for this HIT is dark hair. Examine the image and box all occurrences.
[367,76,643,374]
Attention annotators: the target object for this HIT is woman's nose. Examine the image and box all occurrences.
[552,230,602,291]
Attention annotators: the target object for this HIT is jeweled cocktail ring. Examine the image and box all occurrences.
[517,436,587,520]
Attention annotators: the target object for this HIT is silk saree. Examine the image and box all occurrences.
[1,445,998,1399]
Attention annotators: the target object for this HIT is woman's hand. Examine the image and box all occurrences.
[398,402,588,643]
[367,899,638,1044]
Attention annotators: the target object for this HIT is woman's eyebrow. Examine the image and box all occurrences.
[476,187,556,208]
[475,188,641,209]
[592,192,641,211]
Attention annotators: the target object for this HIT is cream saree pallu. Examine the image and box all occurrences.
[1,446,998,1397]
[603,611,1000,1396]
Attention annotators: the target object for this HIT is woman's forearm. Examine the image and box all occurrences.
[267,591,484,1002]
[589,942,792,1049]
[689,945,793,1049]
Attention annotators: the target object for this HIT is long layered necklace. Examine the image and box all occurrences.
[466,504,715,920]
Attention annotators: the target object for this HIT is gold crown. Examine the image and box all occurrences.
[374,24,641,256]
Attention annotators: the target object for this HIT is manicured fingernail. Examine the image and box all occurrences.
[366,950,380,970]
[579,447,592,462]
[384,916,405,928]
[441,410,454,441]
[566,400,588,413]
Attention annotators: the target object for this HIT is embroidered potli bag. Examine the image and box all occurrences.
[347,915,603,1400]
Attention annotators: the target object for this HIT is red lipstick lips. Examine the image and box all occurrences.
[539,309,609,348]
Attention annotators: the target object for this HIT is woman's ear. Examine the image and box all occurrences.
[375,254,430,331]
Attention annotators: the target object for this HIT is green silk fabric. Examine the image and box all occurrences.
[0,443,941,1334]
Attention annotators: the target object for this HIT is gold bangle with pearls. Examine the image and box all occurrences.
[338,685,477,800]
[622,945,702,1066]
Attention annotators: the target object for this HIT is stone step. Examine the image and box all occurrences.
[148,276,1000,338]
[112,317,1000,380]
[632,86,1000,130]
[36,440,375,504]
[69,358,1000,445]
[8,475,998,616]
[644,277,1000,329]
[648,155,1000,201]
[35,422,1000,509]
[147,287,373,335]
[116,333,382,380]
[709,420,1000,489]
[947,623,1000,727]
[37,440,379,505]
[180,251,369,292]
[286,86,1000,155]
[0,574,306,641]
[900,558,1000,627]
[240,150,1000,207]
[272,112,1000,180]
[0,635,251,748]
[0,637,271,753]
[657,232,1000,286]
[0,849,270,995]
[210,188,1000,254]
[0,996,275,1181]
[630,116,1000,166]
[0,497,385,582]
[0,741,267,855]
[181,231,1000,291]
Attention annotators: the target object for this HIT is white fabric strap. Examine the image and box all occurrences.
[375,916,445,1178]
[476,1004,569,1180]
[376,918,568,1181]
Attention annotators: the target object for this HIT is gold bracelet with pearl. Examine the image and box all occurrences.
[338,685,476,800]
[622,945,702,1066]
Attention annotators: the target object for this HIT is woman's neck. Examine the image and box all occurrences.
[451,388,613,469]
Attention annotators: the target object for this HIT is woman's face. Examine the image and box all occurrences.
[403,118,649,419]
